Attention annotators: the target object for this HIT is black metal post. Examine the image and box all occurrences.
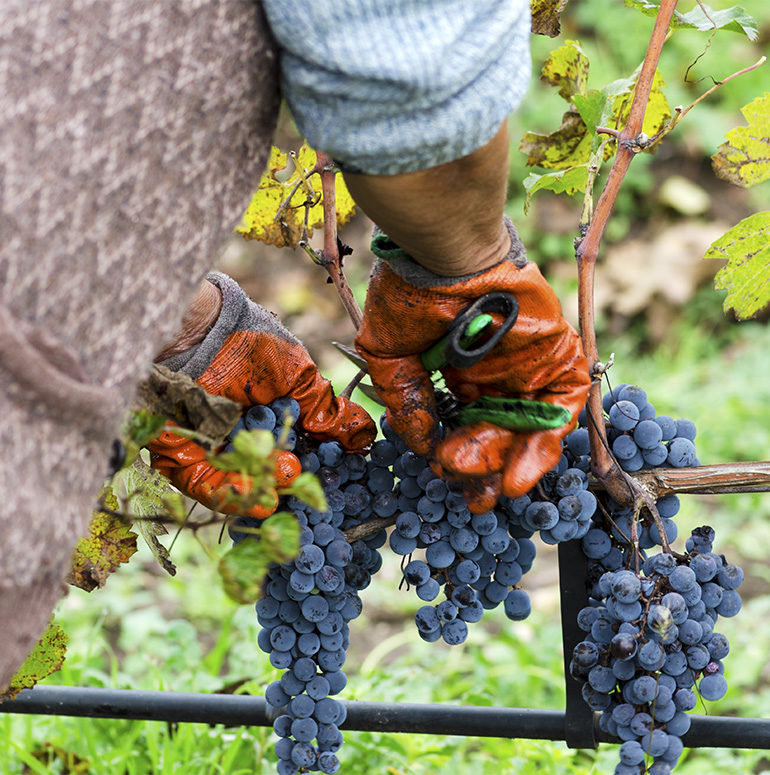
[557,538,597,748]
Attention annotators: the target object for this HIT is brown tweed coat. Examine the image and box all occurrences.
[0,0,280,689]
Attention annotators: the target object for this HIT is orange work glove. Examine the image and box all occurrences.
[355,220,590,513]
[150,272,376,518]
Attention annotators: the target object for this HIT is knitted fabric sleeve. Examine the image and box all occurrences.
[261,0,531,174]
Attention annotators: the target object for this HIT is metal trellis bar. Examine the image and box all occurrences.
[2,543,768,751]
[4,686,770,749]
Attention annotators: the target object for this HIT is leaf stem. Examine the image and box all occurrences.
[649,55,767,149]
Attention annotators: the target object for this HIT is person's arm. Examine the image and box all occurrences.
[342,121,511,276]
[261,1,589,510]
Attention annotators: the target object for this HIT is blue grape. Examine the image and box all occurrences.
[612,435,639,461]
[417,578,441,601]
[633,419,663,449]
[675,418,697,441]
[504,589,531,621]
[609,401,640,431]
[618,384,648,410]
[245,405,277,431]
[667,437,697,467]
[442,619,468,645]
[317,441,345,468]
[566,427,591,456]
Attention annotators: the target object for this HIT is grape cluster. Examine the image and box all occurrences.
[227,381,743,775]
[572,528,742,775]
[569,383,704,579]
[381,416,598,644]
[228,399,389,775]
[566,385,744,774]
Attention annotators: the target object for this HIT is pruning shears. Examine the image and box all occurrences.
[335,291,571,433]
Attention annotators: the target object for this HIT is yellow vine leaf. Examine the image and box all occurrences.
[521,41,669,172]
[2,618,67,700]
[705,211,770,320]
[531,0,568,37]
[29,744,90,774]
[67,487,138,592]
[608,69,670,159]
[541,40,589,101]
[520,109,593,170]
[712,92,770,188]
[236,144,356,248]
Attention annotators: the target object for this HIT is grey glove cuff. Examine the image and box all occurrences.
[371,217,527,289]
[159,272,300,380]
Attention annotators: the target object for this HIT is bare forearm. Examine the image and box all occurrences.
[343,121,512,276]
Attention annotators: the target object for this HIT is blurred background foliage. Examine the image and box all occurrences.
[2,1,770,773]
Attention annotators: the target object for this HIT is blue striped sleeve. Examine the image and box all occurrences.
[261,0,531,174]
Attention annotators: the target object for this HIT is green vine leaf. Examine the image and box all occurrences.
[676,3,758,39]
[125,410,166,450]
[113,459,179,576]
[217,511,300,604]
[705,211,770,320]
[572,89,612,136]
[259,511,301,565]
[2,619,68,700]
[67,487,138,591]
[283,472,328,512]
[541,40,589,100]
[523,165,589,213]
[712,92,770,188]
[208,429,275,478]
[136,519,177,577]
[624,1,758,40]
[218,539,270,605]
[531,0,568,37]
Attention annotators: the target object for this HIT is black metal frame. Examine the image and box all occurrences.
[3,542,769,751]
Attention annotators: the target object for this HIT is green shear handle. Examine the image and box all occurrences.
[421,292,572,433]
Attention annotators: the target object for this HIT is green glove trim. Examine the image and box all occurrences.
[370,230,412,262]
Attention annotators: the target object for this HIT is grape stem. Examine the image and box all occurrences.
[340,368,366,400]
[576,0,678,504]
[343,515,398,543]
[314,152,363,331]
[340,461,770,544]
[625,461,770,497]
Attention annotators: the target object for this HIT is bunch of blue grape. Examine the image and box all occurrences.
[566,383,702,578]
[571,527,743,774]
[566,384,744,774]
[380,415,598,644]
[228,398,389,775]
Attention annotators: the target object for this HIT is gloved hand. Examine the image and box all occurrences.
[150,272,376,518]
[355,219,590,513]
